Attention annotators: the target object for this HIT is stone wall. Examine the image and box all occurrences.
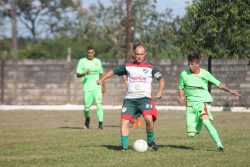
[0,59,249,107]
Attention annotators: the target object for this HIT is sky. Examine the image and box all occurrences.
[84,0,192,17]
[1,0,192,38]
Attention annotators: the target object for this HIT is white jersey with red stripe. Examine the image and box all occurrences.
[113,61,162,99]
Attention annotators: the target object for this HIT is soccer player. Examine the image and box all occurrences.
[76,45,106,129]
[97,44,165,151]
[123,67,142,129]
[178,53,241,152]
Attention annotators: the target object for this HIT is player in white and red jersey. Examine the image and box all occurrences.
[97,44,165,151]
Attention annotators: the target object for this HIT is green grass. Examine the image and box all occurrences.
[0,110,250,167]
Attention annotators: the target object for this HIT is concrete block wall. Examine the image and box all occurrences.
[0,59,249,107]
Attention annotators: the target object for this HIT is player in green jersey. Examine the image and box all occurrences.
[178,53,241,152]
[76,45,106,129]
[97,44,165,151]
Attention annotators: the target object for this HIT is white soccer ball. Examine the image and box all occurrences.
[133,139,148,152]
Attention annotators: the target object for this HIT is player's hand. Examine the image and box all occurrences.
[179,96,185,104]
[229,90,241,97]
[85,69,90,74]
[155,91,162,99]
[96,80,102,85]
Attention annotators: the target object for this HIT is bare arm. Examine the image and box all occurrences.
[218,83,241,96]
[155,78,165,99]
[178,89,185,104]
[122,75,128,88]
[99,73,106,93]
[97,70,115,85]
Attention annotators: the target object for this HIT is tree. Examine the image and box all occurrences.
[129,0,182,58]
[1,0,77,41]
[180,0,250,59]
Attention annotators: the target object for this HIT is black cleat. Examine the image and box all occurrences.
[84,117,90,129]
[148,141,159,151]
[218,147,224,152]
[98,122,103,129]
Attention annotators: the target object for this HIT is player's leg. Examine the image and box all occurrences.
[144,115,155,141]
[121,119,130,151]
[83,91,94,129]
[120,99,136,151]
[94,89,104,129]
[201,103,224,151]
[132,112,142,128]
[141,98,158,150]
[186,105,197,138]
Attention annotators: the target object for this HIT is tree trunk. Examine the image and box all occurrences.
[11,0,18,53]
[125,0,131,58]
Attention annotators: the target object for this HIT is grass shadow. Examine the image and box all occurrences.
[104,125,120,128]
[59,126,83,129]
[101,145,121,150]
[161,144,215,152]
[160,144,194,150]
[59,125,119,129]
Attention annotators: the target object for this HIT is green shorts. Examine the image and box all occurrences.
[83,89,102,107]
[121,97,157,122]
[186,102,213,134]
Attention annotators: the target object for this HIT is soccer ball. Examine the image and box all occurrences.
[133,139,148,152]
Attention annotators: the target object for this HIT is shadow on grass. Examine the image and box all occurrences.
[59,127,84,129]
[160,145,215,152]
[160,144,194,150]
[104,125,120,128]
[59,125,119,129]
[81,144,215,152]
[101,145,121,150]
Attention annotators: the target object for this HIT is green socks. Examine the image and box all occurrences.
[84,109,90,118]
[147,131,154,143]
[121,131,154,149]
[121,136,128,149]
[202,119,223,148]
[96,103,104,122]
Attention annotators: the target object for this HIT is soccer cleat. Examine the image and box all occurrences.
[98,122,103,129]
[84,117,90,129]
[121,147,128,152]
[218,147,224,152]
[148,141,159,151]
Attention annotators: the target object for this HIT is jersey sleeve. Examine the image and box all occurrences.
[152,67,162,81]
[178,73,185,89]
[113,64,127,76]
[206,71,220,86]
[76,59,83,74]
[98,59,104,74]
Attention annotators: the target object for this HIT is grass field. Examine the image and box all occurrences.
[0,110,250,167]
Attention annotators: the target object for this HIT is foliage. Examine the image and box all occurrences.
[0,0,182,59]
[1,0,77,41]
[130,0,183,58]
[0,0,249,59]
[179,0,250,59]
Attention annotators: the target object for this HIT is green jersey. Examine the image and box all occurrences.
[178,68,220,103]
[76,57,103,92]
